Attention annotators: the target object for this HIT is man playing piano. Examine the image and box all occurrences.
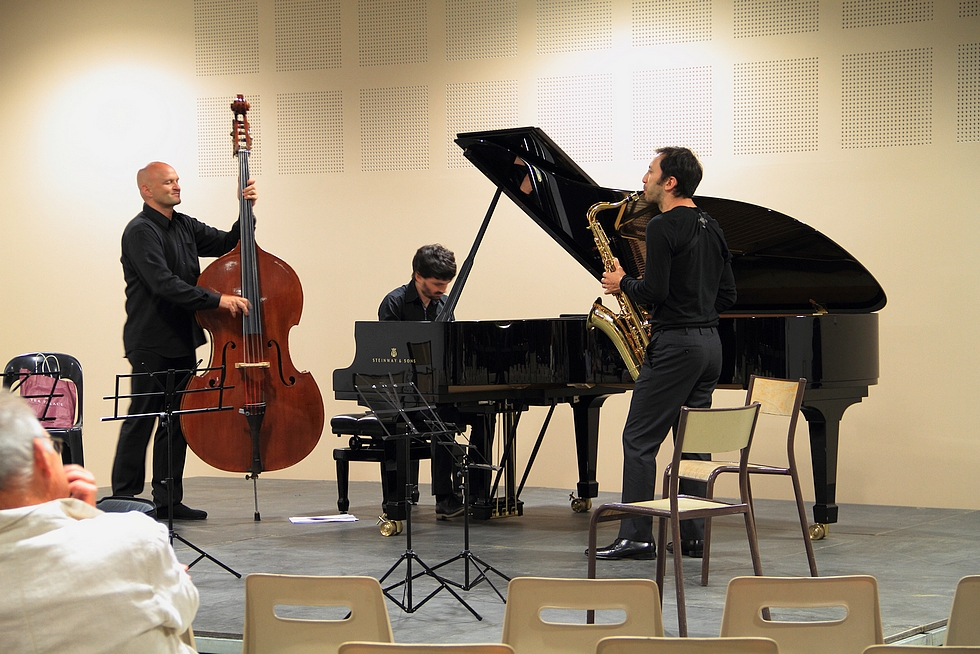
[379,244,464,518]
[594,147,736,560]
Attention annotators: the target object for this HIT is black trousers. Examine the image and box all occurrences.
[111,350,196,506]
[618,327,722,543]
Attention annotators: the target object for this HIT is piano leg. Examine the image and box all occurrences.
[571,394,614,510]
[800,392,867,537]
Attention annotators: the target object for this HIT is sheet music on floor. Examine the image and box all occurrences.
[288,514,358,524]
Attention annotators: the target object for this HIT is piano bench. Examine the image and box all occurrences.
[330,413,432,514]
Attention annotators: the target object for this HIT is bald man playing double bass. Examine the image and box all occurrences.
[111,162,256,521]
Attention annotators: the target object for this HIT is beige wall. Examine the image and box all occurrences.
[1,0,977,512]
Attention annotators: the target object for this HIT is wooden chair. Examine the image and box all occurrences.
[339,645,515,653]
[946,575,980,645]
[667,376,816,585]
[243,574,393,654]
[596,636,779,653]
[720,575,883,654]
[587,403,764,636]
[501,577,663,654]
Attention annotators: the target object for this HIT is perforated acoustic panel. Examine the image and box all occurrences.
[537,73,613,163]
[842,0,933,29]
[275,0,342,71]
[536,0,613,54]
[278,92,344,174]
[842,48,932,149]
[447,0,518,61]
[963,1,979,18]
[197,96,262,178]
[194,0,260,76]
[360,86,429,171]
[960,43,980,142]
[734,0,819,38]
[446,80,519,169]
[633,0,712,46]
[358,0,428,67]
[633,67,712,158]
[734,58,818,154]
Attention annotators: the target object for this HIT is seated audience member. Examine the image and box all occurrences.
[0,393,199,654]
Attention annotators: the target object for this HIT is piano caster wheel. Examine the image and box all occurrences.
[809,523,829,540]
[569,494,592,513]
[378,515,403,537]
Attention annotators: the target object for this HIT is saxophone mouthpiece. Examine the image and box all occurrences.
[627,190,642,202]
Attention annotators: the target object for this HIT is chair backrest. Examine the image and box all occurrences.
[596,636,779,653]
[675,403,761,456]
[243,574,393,654]
[946,575,980,645]
[721,575,883,654]
[501,577,663,654]
[3,352,84,425]
[864,647,980,653]
[339,644,515,654]
[746,375,805,457]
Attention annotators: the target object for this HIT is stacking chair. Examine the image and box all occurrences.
[3,352,84,465]
[596,636,779,653]
[243,574,393,654]
[946,575,980,645]
[587,403,764,636]
[339,645,515,653]
[667,376,816,585]
[720,575,883,654]
[501,577,663,654]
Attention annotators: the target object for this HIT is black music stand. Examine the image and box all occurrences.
[103,363,241,578]
[355,377,480,619]
[429,438,510,602]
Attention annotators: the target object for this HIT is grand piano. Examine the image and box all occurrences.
[334,127,885,535]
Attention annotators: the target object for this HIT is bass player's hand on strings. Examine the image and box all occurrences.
[219,294,251,317]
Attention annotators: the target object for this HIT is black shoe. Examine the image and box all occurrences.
[156,503,208,521]
[666,539,704,558]
[435,495,464,519]
[588,538,656,560]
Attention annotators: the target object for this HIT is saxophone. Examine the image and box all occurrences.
[586,191,649,380]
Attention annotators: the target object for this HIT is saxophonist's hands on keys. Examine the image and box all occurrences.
[601,257,626,295]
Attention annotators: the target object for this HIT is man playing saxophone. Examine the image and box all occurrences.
[593,147,736,561]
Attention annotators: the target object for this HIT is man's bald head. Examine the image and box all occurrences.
[137,162,181,217]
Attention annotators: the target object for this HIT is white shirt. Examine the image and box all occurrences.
[0,498,199,654]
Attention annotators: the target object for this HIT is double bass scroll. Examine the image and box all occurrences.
[180,95,324,477]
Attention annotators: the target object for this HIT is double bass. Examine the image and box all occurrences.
[180,95,324,513]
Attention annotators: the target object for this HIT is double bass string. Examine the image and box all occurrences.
[236,136,263,414]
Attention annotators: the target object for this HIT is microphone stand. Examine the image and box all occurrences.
[103,363,241,578]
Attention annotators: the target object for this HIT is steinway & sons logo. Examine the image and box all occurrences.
[371,346,416,364]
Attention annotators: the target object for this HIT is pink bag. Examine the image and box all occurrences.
[18,356,77,429]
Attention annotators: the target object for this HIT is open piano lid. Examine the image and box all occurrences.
[455,127,886,314]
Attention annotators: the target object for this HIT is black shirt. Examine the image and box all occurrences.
[378,279,452,321]
[620,205,736,332]
[121,204,240,358]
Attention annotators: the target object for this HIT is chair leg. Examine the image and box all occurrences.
[335,458,350,513]
[656,516,668,606]
[670,513,688,637]
[587,508,602,580]
[791,469,819,576]
[700,474,719,586]
[743,508,764,578]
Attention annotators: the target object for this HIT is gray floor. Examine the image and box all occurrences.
[121,477,979,645]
